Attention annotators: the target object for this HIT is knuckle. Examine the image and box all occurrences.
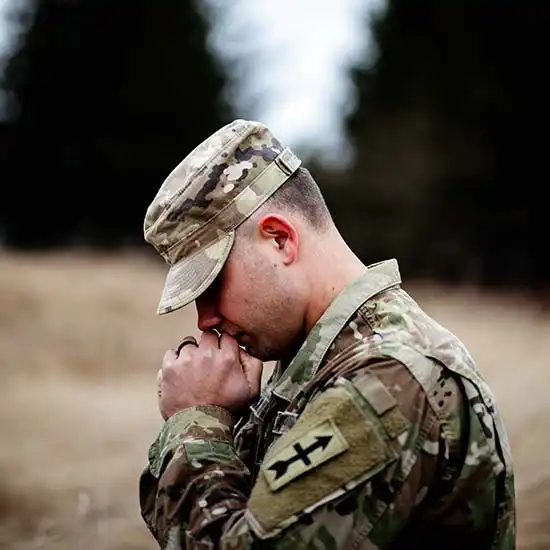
[163,352,178,369]
[162,355,175,370]
[163,359,182,377]
[178,345,195,360]
[220,348,236,364]
[177,346,196,362]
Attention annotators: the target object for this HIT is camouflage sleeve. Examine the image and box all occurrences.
[246,357,453,547]
[139,359,463,549]
[139,404,251,548]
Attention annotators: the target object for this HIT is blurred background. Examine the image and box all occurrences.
[0,0,548,548]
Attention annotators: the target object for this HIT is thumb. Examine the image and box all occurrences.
[239,348,263,396]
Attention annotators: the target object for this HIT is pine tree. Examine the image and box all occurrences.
[343,0,546,288]
[0,0,232,247]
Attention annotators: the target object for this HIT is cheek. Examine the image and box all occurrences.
[218,251,279,321]
[217,272,254,318]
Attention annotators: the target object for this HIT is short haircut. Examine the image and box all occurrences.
[258,167,332,231]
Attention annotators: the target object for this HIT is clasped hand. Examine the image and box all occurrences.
[157,331,263,420]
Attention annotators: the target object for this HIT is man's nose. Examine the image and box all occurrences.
[195,295,222,332]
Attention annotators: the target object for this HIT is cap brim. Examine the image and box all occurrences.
[156,231,235,315]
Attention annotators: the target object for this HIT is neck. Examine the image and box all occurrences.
[303,230,366,333]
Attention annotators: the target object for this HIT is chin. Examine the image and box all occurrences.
[246,338,295,363]
[244,345,272,362]
[256,346,289,364]
[247,348,267,361]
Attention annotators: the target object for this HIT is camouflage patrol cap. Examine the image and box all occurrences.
[144,119,302,315]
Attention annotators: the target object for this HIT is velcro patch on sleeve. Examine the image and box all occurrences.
[248,384,398,538]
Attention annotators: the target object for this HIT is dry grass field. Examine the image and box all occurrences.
[1,250,549,549]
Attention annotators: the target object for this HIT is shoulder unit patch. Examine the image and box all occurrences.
[263,418,349,491]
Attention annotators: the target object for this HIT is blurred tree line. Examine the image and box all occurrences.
[0,0,546,290]
[336,0,547,290]
[0,0,231,247]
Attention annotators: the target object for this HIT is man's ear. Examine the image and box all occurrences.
[257,214,298,265]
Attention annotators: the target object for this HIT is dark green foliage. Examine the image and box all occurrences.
[336,0,547,288]
[0,0,231,247]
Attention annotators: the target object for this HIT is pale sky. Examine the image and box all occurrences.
[0,0,17,117]
[0,0,386,168]
[202,0,386,168]
[0,0,10,54]
[0,0,19,64]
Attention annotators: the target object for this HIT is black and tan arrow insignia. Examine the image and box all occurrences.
[262,419,349,491]
[268,435,333,479]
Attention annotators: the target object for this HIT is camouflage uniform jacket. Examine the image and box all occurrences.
[139,259,516,549]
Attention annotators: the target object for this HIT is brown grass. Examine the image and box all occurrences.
[1,251,549,549]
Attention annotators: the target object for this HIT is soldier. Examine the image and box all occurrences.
[140,119,516,549]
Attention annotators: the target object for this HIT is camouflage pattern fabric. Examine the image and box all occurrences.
[139,259,516,549]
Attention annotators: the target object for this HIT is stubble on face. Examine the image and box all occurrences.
[236,289,305,362]
[222,232,307,363]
